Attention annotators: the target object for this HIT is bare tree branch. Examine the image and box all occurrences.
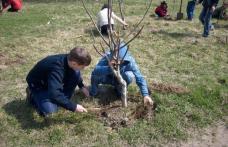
[80,0,110,47]
[122,25,144,50]
[118,0,126,30]
[107,0,117,49]
[93,44,104,57]
[81,0,150,107]
[99,42,106,53]
[120,44,130,65]
[126,0,152,38]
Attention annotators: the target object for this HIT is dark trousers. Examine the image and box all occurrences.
[8,7,19,12]
[27,86,59,117]
[101,24,114,36]
[199,6,213,36]
[186,1,196,20]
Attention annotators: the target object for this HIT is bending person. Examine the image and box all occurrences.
[26,47,91,117]
[90,42,153,106]
[97,4,128,36]
[0,0,22,13]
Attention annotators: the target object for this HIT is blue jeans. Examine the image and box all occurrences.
[30,89,58,117]
[187,10,194,20]
[186,1,196,20]
[199,6,213,36]
[90,71,135,97]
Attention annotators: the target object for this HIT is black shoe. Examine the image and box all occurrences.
[26,87,32,105]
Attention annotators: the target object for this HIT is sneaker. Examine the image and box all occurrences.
[210,25,215,31]
[202,34,209,37]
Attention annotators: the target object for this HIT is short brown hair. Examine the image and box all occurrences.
[68,47,91,66]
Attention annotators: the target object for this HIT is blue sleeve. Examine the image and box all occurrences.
[48,68,76,112]
[130,59,149,97]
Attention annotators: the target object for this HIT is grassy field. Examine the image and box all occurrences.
[0,0,227,146]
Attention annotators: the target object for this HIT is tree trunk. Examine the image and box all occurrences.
[113,68,128,107]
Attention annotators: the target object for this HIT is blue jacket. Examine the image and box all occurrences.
[26,54,84,112]
[199,0,219,8]
[90,43,149,97]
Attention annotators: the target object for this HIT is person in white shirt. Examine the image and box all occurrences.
[97,4,128,35]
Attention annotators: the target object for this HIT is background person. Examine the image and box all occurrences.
[212,1,228,20]
[0,0,22,13]
[97,3,128,36]
[198,0,219,37]
[186,0,197,20]
[155,1,169,17]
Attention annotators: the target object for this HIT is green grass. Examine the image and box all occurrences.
[0,0,227,146]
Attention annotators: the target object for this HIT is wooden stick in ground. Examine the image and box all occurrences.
[87,107,102,112]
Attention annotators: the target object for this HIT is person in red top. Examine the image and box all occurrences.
[0,0,22,13]
[155,1,168,17]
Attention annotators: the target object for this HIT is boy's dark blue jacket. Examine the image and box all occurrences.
[198,0,219,8]
[26,54,84,112]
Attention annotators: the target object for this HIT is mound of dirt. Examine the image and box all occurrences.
[90,101,156,130]
[150,82,190,94]
[85,86,156,130]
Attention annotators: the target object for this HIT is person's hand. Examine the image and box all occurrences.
[211,5,216,12]
[81,86,90,98]
[144,96,154,106]
[75,104,87,113]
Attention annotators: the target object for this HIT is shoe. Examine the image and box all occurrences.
[210,25,214,31]
[202,34,209,37]
[26,87,32,105]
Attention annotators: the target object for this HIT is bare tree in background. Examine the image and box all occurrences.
[81,0,152,107]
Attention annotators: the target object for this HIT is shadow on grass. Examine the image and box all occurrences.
[3,99,49,130]
[213,23,228,29]
[84,28,101,37]
[151,30,198,38]
[94,86,121,106]
[2,99,93,130]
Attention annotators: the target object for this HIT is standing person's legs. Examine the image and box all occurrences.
[187,2,191,20]
[203,8,213,37]
[189,5,196,20]
[199,7,207,24]
[188,10,194,20]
